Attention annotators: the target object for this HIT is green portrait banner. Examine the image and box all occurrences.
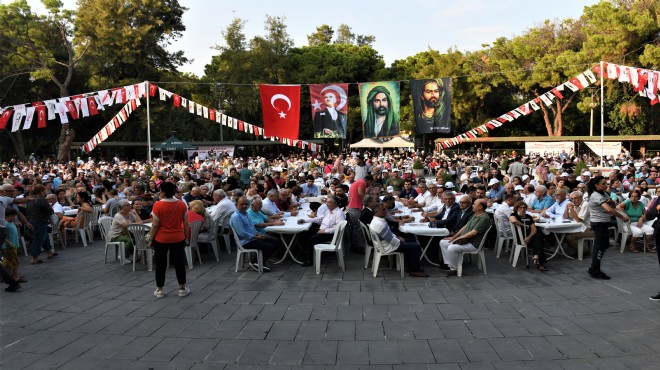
[411,78,451,134]
[359,81,400,139]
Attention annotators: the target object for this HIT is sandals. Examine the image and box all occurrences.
[47,252,59,259]
[646,246,657,253]
[537,265,549,272]
[629,245,639,253]
[31,259,43,265]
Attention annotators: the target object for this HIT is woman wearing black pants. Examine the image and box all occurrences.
[148,181,190,298]
[587,176,629,280]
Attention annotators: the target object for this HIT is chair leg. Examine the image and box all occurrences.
[235,251,242,272]
[195,246,202,265]
[620,233,628,253]
[364,245,372,270]
[315,249,322,274]
[372,254,381,277]
[495,238,503,258]
[338,250,345,272]
[223,235,232,254]
[479,252,487,275]
[256,251,263,274]
[457,254,465,277]
[185,247,193,270]
[211,240,220,261]
[512,246,522,267]
[398,253,405,278]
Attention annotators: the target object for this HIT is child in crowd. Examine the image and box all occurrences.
[2,208,24,283]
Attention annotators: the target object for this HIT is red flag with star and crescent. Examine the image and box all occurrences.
[259,84,300,140]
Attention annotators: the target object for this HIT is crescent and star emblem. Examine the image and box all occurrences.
[270,94,291,119]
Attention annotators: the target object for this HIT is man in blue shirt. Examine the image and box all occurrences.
[486,178,504,201]
[300,176,319,197]
[229,196,279,272]
[530,185,555,214]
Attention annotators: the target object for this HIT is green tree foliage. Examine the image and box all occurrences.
[307,24,334,46]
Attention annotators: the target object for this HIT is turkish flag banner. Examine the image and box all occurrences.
[0,109,12,130]
[259,84,300,140]
[35,106,47,128]
[209,109,215,121]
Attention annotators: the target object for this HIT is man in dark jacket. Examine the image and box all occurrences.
[432,192,461,230]
[450,195,474,235]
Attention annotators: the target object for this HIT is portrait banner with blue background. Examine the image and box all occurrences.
[411,78,451,134]
[358,81,400,138]
[309,83,349,138]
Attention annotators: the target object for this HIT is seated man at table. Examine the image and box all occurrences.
[439,199,493,276]
[426,192,460,230]
[359,195,378,225]
[564,190,594,256]
[412,183,443,216]
[300,176,320,198]
[542,188,569,220]
[211,189,237,225]
[276,188,299,216]
[493,194,515,237]
[262,190,284,217]
[297,196,345,267]
[229,196,278,272]
[370,203,429,277]
[246,197,286,248]
[529,185,554,214]
[404,182,431,209]
[449,196,474,235]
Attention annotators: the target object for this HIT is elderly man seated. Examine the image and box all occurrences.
[439,199,492,276]
[563,190,594,257]
[529,185,554,214]
[542,188,569,220]
[370,203,429,277]
[297,196,345,267]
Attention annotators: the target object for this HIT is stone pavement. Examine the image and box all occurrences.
[2,236,660,370]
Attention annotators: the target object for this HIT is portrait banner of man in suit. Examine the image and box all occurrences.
[411,78,451,134]
[359,81,400,139]
[309,83,349,139]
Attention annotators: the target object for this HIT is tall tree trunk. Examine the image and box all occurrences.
[4,130,27,161]
[536,91,576,137]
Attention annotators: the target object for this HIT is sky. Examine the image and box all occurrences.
[25,0,600,77]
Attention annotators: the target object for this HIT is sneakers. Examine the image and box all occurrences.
[650,293,660,301]
[588,268,611,280]
[178,287,191,297]
[446,270,458,277]
[249,261,271,272]
[409,271,430,277]
[153,289,165,298]
[438,264,451,271]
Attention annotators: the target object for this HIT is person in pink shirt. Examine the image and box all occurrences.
[347,175,374,253]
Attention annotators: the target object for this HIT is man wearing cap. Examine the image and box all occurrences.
[386,169,404,192]
[580,171,592,184]
[486,178,504,202]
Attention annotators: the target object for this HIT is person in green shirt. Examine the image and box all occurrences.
[386,169,404,192]
[439,199,493,276]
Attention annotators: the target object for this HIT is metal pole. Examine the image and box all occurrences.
[146,81,152,163]
[600,61,605,166]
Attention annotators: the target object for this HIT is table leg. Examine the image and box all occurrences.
[272,233,304,265]
[416,235,440,267]
[546,233,574,260]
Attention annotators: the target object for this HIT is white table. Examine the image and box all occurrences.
[399,223,449,266]
[265,215,312,264]
[535,220,585,260]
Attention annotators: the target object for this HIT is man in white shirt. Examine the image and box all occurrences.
[262,190,283,217]
[298,196,346,267]
[542,188,569,220]
[412,183,443,215]
[405,183,431,209]
[211,189,237,226]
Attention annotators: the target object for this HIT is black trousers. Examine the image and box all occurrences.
[590,222,611,273]
[153,240,186,288]
[243,238,278,263]
[301,223,334,261]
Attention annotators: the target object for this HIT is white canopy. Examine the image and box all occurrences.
[381,137,414,148]
[349,138,383,148]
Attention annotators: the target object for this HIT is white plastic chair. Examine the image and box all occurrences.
[197,217,221,262]
[314,220,347,274]
[98,216,127,264]
[87,204,103,241]
[577,237,593,260]
[615,210,647,253]
[457,226,492,277]
[127,224,153,271]
[185,220,203,269]
[494,215,513,258]
[108,203,121,217]
[510,222,530,268]
[230,224,263,274]
[219,217,233,254]
[360,222,374,270]
[62,211,92,247]
[369,229,405,278]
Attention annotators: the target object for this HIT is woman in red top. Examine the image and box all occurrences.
[148,181,190,298]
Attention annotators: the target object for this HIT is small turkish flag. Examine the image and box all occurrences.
[35,106,47,128]
[149,83,157,97]
[0,109,12,130]
[259,84,300,140]
[173,94,181,107]
[88,97,99,115]
[65,101,79,120]
[209,109,215,121]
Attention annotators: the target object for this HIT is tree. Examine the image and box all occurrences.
[334,24,355,45]
[0,0,88,161]
[307,24,333,46]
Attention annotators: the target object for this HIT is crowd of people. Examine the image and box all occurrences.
[1,147,660,299]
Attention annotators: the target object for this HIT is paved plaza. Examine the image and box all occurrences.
[2,237,660,370]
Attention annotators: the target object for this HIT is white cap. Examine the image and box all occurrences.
[522,175,529,181]
[583,171,592,177]
[613,166,620,170]
[560,172,569,177]
[445,181,455,189]
[514,185,524,191]
[488,178,500,186]
[386,186,394,193]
